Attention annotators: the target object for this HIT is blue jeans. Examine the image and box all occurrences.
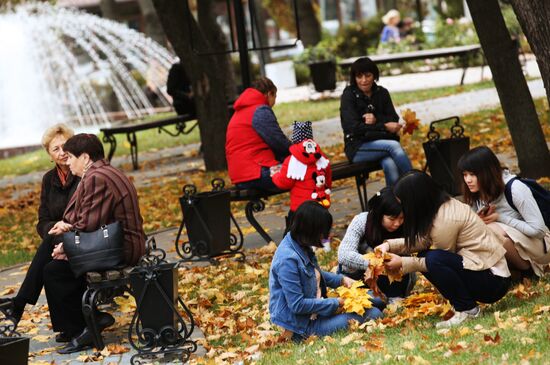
[292,292,385,340]
[352,140,412,186]
[236,166,280,192]
[421,250,511,311]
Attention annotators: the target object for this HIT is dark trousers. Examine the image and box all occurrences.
[236,166,281,193]
[422,249,511,311]
[15,235,60,307]
[43,260,87,336]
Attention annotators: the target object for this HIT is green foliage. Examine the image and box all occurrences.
[262,0,297,34]
[294,40,336,64]
[432,18,479,48]
[333,17,383,58]
[293,62,310,85]
[500,3,522,36]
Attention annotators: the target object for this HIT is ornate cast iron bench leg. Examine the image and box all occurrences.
[355,173,369,212]
[126,132,139,170]
[102,133,117,162]
[245,199,274,244]
[82,287,105,349]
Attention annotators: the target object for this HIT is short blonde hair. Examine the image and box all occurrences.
[42,123,74,151]
[382,9,400,25]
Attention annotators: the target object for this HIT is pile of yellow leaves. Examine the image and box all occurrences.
[401,108,420,135]
[363,251,403,297]
[334,281,372,316]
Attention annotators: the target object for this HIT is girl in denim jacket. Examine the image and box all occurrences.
[269,201,384,341]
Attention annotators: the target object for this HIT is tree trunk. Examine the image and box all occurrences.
[137,0,166,46]
[197,0,237,101]
[152,0,231,171]
[99,0,117,19]
[465,0,550,178]
[509,1,550,115]
[297,0,321,46]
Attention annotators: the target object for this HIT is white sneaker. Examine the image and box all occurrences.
[435,306,480,328]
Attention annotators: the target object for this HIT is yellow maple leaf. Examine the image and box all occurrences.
[114,295,136,313]
[335,281,372,316]
[363,251,403,297]
[31,334,51,343]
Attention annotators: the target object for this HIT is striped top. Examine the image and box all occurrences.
[64,159,146,265]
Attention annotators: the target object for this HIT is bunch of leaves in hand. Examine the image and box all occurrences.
[401,108,420,135]
[363,251,403,298]
[335,281,373,316]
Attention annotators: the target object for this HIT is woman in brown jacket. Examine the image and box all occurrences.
[44,133,146,354]
[379,171,511,328]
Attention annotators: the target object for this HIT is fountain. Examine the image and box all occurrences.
[0,3,178,150]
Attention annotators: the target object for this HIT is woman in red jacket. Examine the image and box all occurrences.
[226,77,291,191]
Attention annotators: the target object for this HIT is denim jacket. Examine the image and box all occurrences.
[269,233,343,335]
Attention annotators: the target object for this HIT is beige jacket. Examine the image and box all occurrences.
[387,198,508,274]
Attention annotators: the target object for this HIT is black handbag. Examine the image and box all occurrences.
[63,221,125,277]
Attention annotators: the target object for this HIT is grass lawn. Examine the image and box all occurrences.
[0,79,497,177]
[176,240,550,365]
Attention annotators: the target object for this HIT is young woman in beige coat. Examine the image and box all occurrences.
[378,171,511,328]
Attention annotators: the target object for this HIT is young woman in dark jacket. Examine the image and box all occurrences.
[340,57,412,186]
[0,124,79,332]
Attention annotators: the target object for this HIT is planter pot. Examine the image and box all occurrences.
[0,337,29,365]
[308,61,336,92]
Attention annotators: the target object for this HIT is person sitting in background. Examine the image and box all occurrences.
[166,61,195,116]
[398,17,415,40]
[44,133,146,354]
[457,146,549,278]
[338,187,416,303]
[0,124,79,332]
[340,57,412,186]
[269,201,384,341]
[271,121,331,226]
[226,77,291,192]
[380,9,401,44]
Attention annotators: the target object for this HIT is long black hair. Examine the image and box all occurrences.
[457,146,505,205]
[290,201,332,248]
[393,170,450,249]
[364,187,402,248]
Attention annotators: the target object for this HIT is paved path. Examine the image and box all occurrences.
[0,59,544,364]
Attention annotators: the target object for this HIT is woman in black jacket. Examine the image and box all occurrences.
[340,57,412,186]
[0,124,79,336]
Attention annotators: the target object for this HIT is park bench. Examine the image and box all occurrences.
[339,44,483,85]
[178,160,380,248]
[100,113,197,170]
[80,237,197,353]
[230,160,381,244]
[82,267,133,349]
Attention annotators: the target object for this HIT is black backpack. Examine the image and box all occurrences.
[504,177,550,231]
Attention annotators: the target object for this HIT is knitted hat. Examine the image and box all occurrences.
[291,121,313,144]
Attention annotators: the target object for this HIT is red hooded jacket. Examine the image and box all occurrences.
[272,139,332,211]
[226,88,281,184]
